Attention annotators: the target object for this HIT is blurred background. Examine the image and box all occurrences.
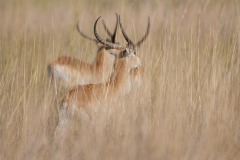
[0,0,239,159]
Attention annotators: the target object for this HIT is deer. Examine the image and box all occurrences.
[54,15,150,141]
[48,14,121,89]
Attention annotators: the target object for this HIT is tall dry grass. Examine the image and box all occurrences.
[0,0,239,159]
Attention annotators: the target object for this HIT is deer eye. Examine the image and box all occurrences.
[105,46,112,50]
[119,50,129,58]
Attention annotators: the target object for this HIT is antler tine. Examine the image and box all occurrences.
[94,16,125,50]
[76,23,97,43]
[135,17,150,48]
[119,15,134,46]
[102,13,119,43]
[102,20,112,38]
[111,13,119,43]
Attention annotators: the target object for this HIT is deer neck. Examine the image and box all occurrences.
[95,47,115,77]
[108,59,131,96]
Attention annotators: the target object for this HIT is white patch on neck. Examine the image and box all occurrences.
[53,64,70,83]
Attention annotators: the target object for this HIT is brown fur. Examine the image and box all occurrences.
[60,54,142,114]
[48,45,116,88]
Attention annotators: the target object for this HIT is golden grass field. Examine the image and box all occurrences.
[0,0,240,159]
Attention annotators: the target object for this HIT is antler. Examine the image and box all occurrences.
[76,23,98,43]
[135,17,150,48]
[102,21,112,39]
[94,16,125,50]
[119,15,135,47]
[102,13,119,43]
[119,16,150,49]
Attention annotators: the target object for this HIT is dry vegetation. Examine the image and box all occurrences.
[0,0,240,159]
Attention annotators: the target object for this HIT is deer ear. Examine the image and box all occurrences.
[126,48,132,56]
